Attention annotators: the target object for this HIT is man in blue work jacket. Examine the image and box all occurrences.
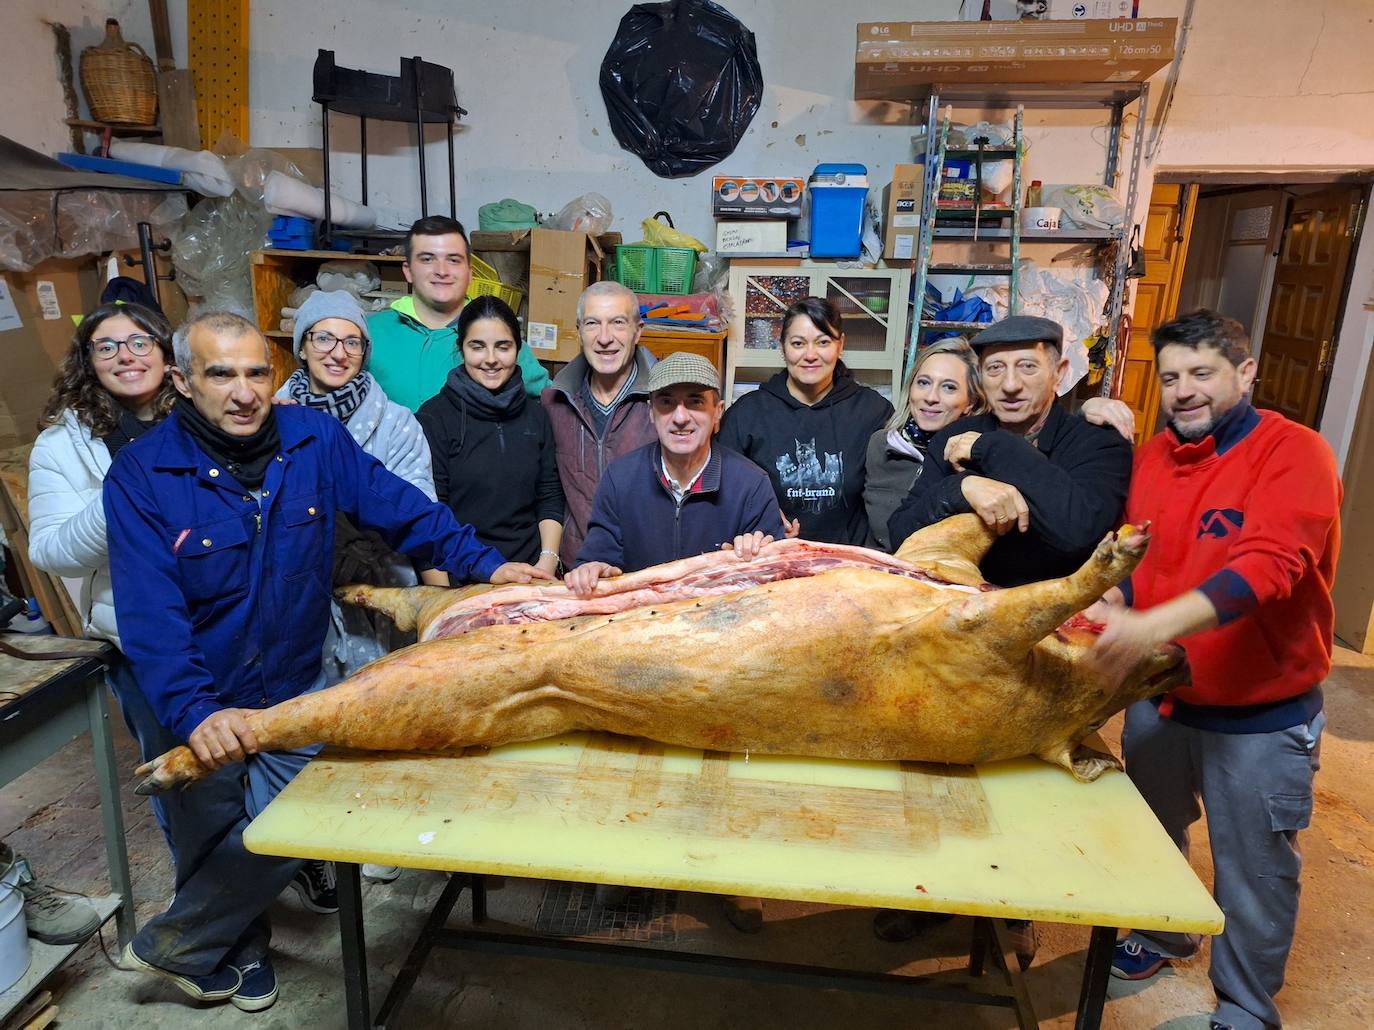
[104,310,548,1012]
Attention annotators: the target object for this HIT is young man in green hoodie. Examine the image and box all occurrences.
[368,216,550,410]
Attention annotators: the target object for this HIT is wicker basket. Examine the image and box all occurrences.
[79,20,157,126]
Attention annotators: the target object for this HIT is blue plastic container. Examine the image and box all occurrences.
[808,163,869,258]
[268,215,317,251]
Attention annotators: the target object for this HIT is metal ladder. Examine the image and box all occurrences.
[905,105,1024,379]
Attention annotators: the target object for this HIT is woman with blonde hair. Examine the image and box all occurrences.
[865,338,987,552]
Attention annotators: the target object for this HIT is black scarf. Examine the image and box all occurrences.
[285,367,373,424]
[101,407,161,459]
[901,417,935,456]
[445,364,526,421]
[175,396,281,490]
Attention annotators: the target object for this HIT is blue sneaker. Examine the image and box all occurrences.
[1110,938,1169,980]
[120,941,241,1001]
[232,956,279,1012]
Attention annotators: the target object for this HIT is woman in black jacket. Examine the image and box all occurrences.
[719,297,893,545]
[417,296,564,577]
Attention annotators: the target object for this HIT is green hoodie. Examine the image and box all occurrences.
[367,296,551,411]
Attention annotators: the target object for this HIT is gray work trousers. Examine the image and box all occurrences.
[125,673,325,975]
[1122,699,1325,1030]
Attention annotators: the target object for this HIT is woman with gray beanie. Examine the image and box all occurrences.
[278,290,446,882]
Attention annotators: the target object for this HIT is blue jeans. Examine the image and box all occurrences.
[124,670,326,975]
[1123,699,1325,1030]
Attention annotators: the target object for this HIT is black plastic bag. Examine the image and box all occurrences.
[600,0,763,179]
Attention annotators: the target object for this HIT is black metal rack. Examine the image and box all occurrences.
[311,49,467,247]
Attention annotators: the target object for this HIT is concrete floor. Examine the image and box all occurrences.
[3,649,1371,1029]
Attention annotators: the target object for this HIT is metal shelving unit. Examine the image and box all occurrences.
[902,81,1150,395]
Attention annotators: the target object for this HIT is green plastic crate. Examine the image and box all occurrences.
[614,245,697,295]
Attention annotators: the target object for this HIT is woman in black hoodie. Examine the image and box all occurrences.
[417,296,564,577]
[719,297,893,545]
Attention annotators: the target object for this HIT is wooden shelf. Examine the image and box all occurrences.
[65,118,160,135]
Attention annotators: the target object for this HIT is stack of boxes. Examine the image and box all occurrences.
[710,175,803,257]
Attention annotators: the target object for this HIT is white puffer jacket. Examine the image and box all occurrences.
[27,409,119,647]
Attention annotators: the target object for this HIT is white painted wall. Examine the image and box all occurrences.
[7,0,1373,464]
[2,1,184,158]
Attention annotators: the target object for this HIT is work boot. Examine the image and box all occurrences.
[2,845,102,945]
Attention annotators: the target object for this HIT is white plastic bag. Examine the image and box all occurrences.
[1043,184,1125,231]
[1016,262,1109,393]
[545,193,613,234]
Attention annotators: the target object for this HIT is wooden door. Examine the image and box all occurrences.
[1253,187,1362,428]
[1119,182,1197,446]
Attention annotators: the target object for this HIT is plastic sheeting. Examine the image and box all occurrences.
[600,0,762,178]
[0,189,187,273]
[169,193,274,318]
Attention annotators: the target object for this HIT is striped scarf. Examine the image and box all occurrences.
[286,368,373,424]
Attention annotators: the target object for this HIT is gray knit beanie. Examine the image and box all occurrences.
[293,290,372,363]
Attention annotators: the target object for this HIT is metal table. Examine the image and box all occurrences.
[0,633,135,1020]
[245,733,1224,1029]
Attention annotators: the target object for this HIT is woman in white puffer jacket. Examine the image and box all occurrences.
[28,301,179,846]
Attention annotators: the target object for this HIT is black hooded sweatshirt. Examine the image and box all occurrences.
[718,363,893,546]
[416,365,565,564]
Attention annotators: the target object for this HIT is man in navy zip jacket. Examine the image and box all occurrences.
[567,352,784,593]
[104,311,547,1011]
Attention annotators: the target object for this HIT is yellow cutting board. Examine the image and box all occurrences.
[245,733,1223,935]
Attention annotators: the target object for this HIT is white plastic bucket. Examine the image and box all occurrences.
[0,861,30,993]
[1022,206,1063,233]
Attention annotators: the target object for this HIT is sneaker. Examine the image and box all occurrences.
[721,895,764,934]
[120,941,241,1001]
[1110,938,1169,980]
[290,861,338,914]
[231,956,279,1012]
[872,909,954,942]
[362,864,401,883]
[8,852,102,945]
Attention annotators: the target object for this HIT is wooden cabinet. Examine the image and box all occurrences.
[638,328,726,373]
[725,264,911,405]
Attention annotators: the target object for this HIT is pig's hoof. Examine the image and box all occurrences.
[134,746,203,795]
[1069,745,1122,782]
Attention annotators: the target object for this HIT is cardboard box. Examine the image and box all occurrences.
[715,221,789,254]
[712,176,804,219]
[525,228,612,362]
[882,163,925,261]
[854,18,1175,98]
[0,259,102,449]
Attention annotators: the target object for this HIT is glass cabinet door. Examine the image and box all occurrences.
[824,276,896,353]
[741,273,812,352]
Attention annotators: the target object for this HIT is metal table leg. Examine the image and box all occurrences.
[84,678,135,947]
[1074,925,1118,1030]
[337,862,372,1030]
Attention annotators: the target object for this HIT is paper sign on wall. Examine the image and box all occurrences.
[0,281,22,332]
[35,281,63,320]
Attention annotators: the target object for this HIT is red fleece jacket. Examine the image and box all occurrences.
[1125,408,1341,708]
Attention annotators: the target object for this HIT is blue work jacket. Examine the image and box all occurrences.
[104,405,505,741]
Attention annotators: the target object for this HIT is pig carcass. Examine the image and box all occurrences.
[135,514,1186,794]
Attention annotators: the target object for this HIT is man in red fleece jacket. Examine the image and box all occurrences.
[1091,310,1341,1030]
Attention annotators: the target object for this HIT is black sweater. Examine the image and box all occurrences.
[417,372,565,564]
[888,404,1132,586]
[718,365,893,546]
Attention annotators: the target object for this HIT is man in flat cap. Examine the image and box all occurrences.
[890,315,1133,588]
[565,350,786,934]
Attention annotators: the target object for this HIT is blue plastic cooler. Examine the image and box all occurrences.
[808,163,869,258]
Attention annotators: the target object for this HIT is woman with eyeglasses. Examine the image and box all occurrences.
[277,291,449,685]
[28,301,180,852]
[417,295,564,580]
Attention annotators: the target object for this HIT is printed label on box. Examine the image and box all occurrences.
[527,321,559,351]
[0,281,22,332]
[893,235,915,260]
[35,281,62,320]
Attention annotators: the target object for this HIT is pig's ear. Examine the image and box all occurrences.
[893,513,995,587]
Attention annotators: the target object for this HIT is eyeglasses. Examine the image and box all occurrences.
[90,334,158,361]
[305,330,366,356]
[578,316,634,333]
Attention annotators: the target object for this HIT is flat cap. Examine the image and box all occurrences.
[969,315,1063,351]
[644,351,721,394]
